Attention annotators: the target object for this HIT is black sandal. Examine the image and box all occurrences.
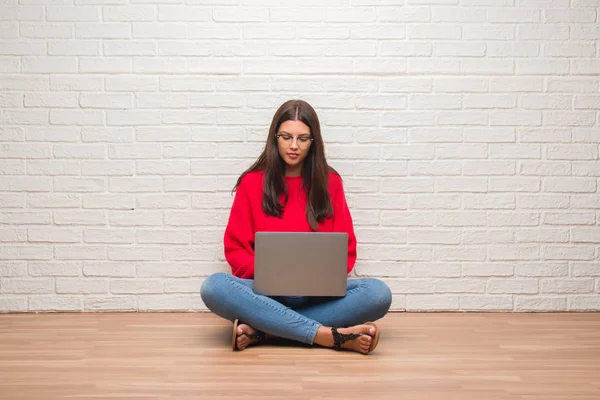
[331,327,363,351]
[331,323,380,353]
[232,319,266,351]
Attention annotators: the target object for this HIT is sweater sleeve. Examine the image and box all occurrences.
[331,176,357,274]
[223,176,256,279]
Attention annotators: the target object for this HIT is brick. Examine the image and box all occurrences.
[191,192,234,209]
[0,262,27,277]
[517,194,569,209]
[50,110,103,126]
[84,228,134,244]
[109,177,162,193]
[407,59,459,74]
[104,6,155,21]
[572,60,600,75]
[108,246,162,261]
[0,228,26,243]
[543,43,596,57]
[28,228,81,243]
[29,262,81,277]
[542,246,595,261]
[0,127,25,141]
[518,128,570,143]
[138,295,191,311]
[408,194,460,209]
[28,194,81,208]
[104,41,155,56]
[463,230,513,244]
[408,263,460,278]
[189,25,242,39]
[488,279,539,294]
[56,278,108,294]
[0,40,46,55]
[0,160,25,175]
[163,246,215,261]
[408,24,461,40]
[517,59,570,75]
[165,211,223,226]
[137,194,190,209]
[106,76,158,92]
[29,295,81,311]
[464,24,514,40]
[571,263,600,277]
[84,296,136,311]
[54,210,106,225]
[212,7,267,22]
[434,247,486,262]
[462,263,513,277]
[27,160,80,176]
[83,262,136,277]
[435,279,485,294]
[460,295,513,311]
[136,126,190,142]
[569,195,600,209]
[547,78,598,93]
[54,177,105,192]
[491,77,543,92]
[487,212,539,227]
[569,296,600,311]
[0,22,18,38]
[137,230,189,244]
[489,245,539,261]
[108,144,161,159]
[76,23,129,39]
[544,177,596,193]
[111,279,162,294]
[514,263,568,277]
[463,161,515,176]
[1,278,54,293]
[81,161,134,176]
[437,177,487,192]
[519,161,570,176]
[407,295,460,311]
[108,211,162,226]
[544,213,595,226]
[515,296,567,311]
[164,278,204,293]
[542,279,594,294]
[21,24,72,38]
[0,297,27,312]
[136,161,189,175]
[1,212,51,226]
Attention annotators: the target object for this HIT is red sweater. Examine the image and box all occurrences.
[223,170,357,279]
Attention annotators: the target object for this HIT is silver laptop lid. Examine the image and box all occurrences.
[253,232,348,297]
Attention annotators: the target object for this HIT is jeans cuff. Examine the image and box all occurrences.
[306,322,321,345]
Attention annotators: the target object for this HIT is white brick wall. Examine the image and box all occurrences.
[1,1,599,313]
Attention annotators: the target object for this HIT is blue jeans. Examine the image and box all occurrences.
[200,272,392,345]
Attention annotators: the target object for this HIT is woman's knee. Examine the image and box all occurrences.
[363,278,392,315]
[200,272,230,308]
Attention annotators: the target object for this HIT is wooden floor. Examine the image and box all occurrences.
[0,313,599,400]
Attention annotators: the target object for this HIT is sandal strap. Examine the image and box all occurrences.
[238,321,265,342]
[331,327,362,351]
[242,330,265,342]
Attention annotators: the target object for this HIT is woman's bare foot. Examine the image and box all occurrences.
[313,324,377,355]
[236,323,272,350]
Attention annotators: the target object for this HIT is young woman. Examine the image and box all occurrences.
[200,100,392,355]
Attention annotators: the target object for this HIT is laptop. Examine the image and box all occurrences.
[253,231,348,297]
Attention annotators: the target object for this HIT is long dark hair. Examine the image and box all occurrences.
[233,99,337,230]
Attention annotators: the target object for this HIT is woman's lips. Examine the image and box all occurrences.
[288,153,299,159]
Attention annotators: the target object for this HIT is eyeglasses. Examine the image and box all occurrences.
[276,133,313,148]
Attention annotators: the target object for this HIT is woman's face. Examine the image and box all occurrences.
[276,119,312,176]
